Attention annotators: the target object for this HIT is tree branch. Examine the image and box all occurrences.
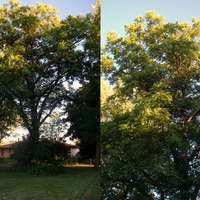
[186,109,200,124]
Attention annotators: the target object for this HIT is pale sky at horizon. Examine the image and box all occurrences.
[102,0,200,45]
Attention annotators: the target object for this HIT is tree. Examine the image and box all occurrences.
[0,1,87,162]
[0,96,18,143]
[100,78,114,122]
[64,0,100,168]
[102,11,200,199]
[40,113,68,142]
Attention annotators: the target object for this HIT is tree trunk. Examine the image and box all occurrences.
[29,103,40,143]
[94,132,100,168]
[28,123,40,143]
[160,191,165,200]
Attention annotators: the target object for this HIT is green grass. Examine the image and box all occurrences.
[0,165,100,200]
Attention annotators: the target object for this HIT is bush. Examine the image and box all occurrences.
[11,138,69,175]
[28,161,65,176]
[11,139,35,166]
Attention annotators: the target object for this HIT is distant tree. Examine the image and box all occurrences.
[64,0,100,168]
[0,0,88,162]
[102,11,200,199]
[40,113,68,141]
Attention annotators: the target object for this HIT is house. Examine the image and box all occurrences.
[0,142,18,158]
[0,141,79,158]
[65,143,79,157]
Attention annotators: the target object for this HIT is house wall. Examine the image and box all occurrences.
[69,148,79,157]
[0,148,14,158]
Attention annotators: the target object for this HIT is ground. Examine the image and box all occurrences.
[0,163,100,200]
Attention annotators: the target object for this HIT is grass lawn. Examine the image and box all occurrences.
[0,165,100,200]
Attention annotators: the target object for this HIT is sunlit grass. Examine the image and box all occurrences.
[65,164,95,167]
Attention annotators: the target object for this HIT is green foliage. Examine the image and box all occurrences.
[64,1,100,167]
[102,11,200,199]
[11,138,69,175]
[28,161,65,176]
[0,97,18,142]
[0,0,88,144]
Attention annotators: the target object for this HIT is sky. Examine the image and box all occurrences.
[102,0,200,45]
[0,0,96,19]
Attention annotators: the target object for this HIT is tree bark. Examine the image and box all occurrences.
[28,125,40,143]
[94,132,100,168]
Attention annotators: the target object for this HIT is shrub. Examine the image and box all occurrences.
[11,138,69,175]
[11,139,36,166]
[28,161,65,176]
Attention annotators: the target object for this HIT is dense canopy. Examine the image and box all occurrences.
[101,11,200,200]
[0,0,99,170]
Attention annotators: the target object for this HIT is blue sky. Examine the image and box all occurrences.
[0,0,96,19]
[102,0,200,45]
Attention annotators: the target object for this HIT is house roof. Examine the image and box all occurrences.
[0,142,19,149]
[65,143,78,148]
[0,141,78,149]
